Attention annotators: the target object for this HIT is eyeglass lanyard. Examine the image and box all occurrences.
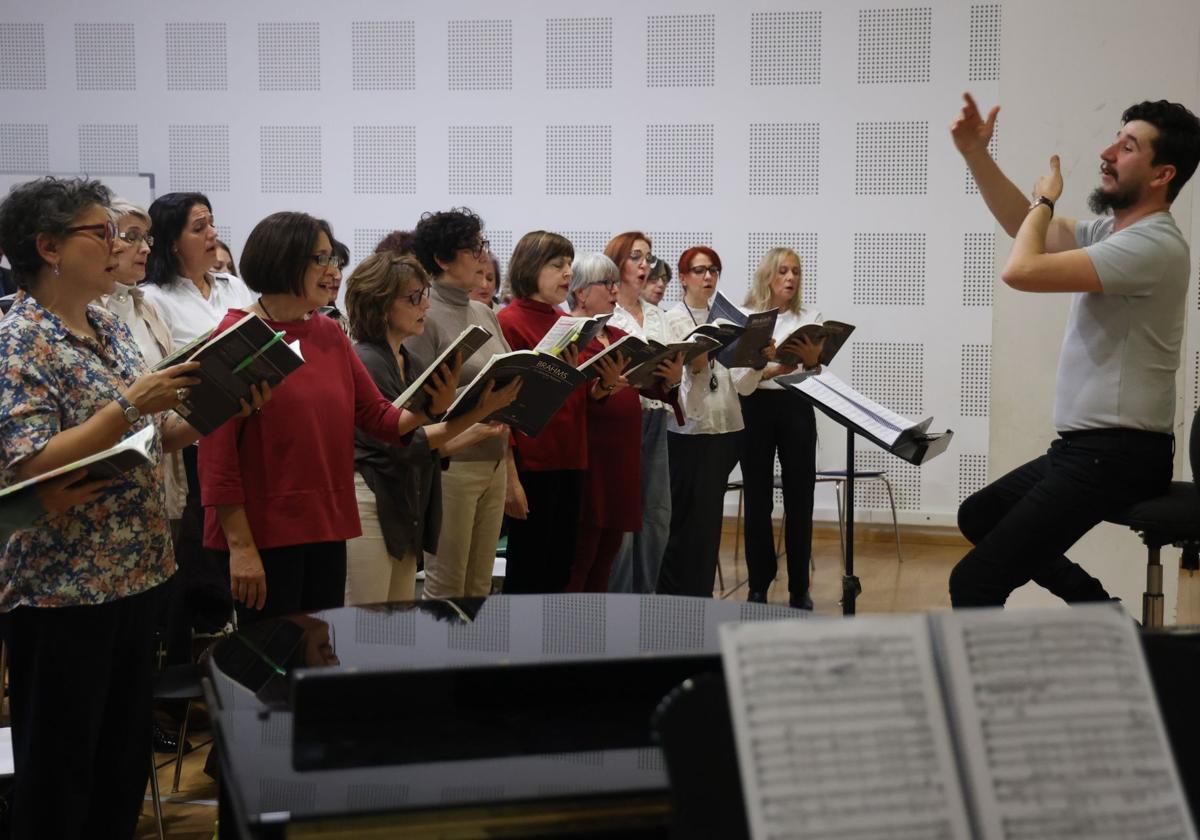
[684,303,719,392]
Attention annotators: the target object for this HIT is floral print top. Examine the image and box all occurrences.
[0,292,174,608]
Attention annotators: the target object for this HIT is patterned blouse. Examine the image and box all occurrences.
[0,292,174,608]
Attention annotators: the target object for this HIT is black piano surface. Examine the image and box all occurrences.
[203,593,802,839]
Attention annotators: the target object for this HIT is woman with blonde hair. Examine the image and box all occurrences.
[740,247,824,609]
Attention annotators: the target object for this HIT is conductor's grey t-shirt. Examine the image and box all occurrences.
[1054,212,1189,434]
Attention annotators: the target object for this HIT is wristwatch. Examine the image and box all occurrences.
[115,394,140,425]
[1028,195,1055,216]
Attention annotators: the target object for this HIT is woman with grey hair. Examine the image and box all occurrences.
[0,176,263,838]
[566,253,684,591]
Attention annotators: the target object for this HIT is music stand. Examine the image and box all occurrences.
[785,373,953,615]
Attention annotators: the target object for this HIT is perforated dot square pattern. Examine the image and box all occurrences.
[969,5,1001,82]
[258,22,320,91]
[546,17,612,90]
[646,14,715,88]
[853,233,925,306]
[853,448,921,510]
[166,22,227,91]
[448,126,512,195]
[958,453,988,503]
[960,343,990,417]
[851,341,924,417]
[352,20,416,91]
[75,23,136,91]
[353,126,416,194]
[545,125,612,196]
[962,232,994,307]
[260,126,322,193]
[638,598,705,652]
[447,19,512,91]
[750,11,820,86]
[169,125,230,192]
[543,596,605,655]
[749,123,819,196]
[855,121,928,196]
[646,124,714,196]
[0,23,46,89]
[0,123,49,171]
[79,124,138,173]
[857,7,932,84]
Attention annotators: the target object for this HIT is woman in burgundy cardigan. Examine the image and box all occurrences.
[496,232,624,593]
[565,254,684,592]
[200,212,517,622]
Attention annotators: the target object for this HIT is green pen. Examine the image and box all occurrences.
[232,330,287,374]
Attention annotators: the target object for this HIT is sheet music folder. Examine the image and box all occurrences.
[783,370,953,465]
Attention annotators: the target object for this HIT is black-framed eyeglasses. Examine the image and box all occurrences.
[117,229,154,247]
[628,250,658,268]
[311,253,345,269]
[64,220,116,244]
[402,284,431,306]
[460,238,490,260]
[688,265,720,278]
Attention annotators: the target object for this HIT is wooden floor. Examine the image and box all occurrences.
[135,522,962,839]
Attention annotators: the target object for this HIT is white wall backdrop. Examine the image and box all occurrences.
[3,0,1193,536]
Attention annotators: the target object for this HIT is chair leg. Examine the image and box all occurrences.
[149,745,165,840]
[1143,545,1165,629]
[879,476,902,564]
[171,698,191,794]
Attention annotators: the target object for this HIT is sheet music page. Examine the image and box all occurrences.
[935,605,1197,840]
[532,316,584,355]
[721,618,973,840]
[792,371,917,446]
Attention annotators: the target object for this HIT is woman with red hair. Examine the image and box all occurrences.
[658,246,767,597]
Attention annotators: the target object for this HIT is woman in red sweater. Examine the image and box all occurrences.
[496,232,623,593]
[200,212,517,622]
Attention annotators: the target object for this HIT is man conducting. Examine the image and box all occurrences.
[949,93,1200,607]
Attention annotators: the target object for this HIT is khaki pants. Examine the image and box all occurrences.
[423,458,505,599]
[345,472,417,605]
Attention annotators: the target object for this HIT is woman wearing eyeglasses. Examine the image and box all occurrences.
[642,259,670,306]
[740,248,825,610]
[200,212,516,623]
[659,246,768,597]
[343,254,513,605]
[605,232,675,594]
[406,208,516,599]
[0,177,245,838]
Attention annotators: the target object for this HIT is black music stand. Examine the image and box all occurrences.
[788,377,953,615]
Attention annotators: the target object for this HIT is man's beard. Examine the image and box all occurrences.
[1087,181,1138,214]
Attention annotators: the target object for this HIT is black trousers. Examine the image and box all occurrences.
[950,429,1173,607]
[658,431,742,597]
[504,469,583,594]
[739,390,817,597]
[4,584,161,840]
[207,540,347,627]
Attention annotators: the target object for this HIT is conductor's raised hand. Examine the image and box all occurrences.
[1033,155,1064,203]
[423,351,464,417]
[949,92,998,157]
[124,361,202,415]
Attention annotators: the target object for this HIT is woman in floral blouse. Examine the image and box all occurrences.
[0,177,263,839]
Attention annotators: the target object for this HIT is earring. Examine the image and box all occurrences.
[52,263,60,277]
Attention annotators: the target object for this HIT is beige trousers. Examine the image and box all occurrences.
[345,472,417,605]
[422,458,506,599]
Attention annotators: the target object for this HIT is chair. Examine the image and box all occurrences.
[815,470,902,566]
[148,663,206,839]
[1106,413,1200,628]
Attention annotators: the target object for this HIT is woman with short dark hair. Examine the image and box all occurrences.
[496,231,624,592]
[0,176,245,838]
[141,192,256,350]
[200,212,516,621]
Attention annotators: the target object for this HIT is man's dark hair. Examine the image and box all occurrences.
[411,208,484,277]
[0,176,111,290]
[240,211,334,296]
[375,229,415,256]
[1122,100,1200,202]
[145,192,211,286]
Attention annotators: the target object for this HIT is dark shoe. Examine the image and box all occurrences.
[747,590,768,604]
[789,592,814,611]
[153,721,194,755]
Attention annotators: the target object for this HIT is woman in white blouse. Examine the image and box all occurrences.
[659,246,770,597]
[740,248,825,610]
[141,192,257,349]
[605,231,674,594]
